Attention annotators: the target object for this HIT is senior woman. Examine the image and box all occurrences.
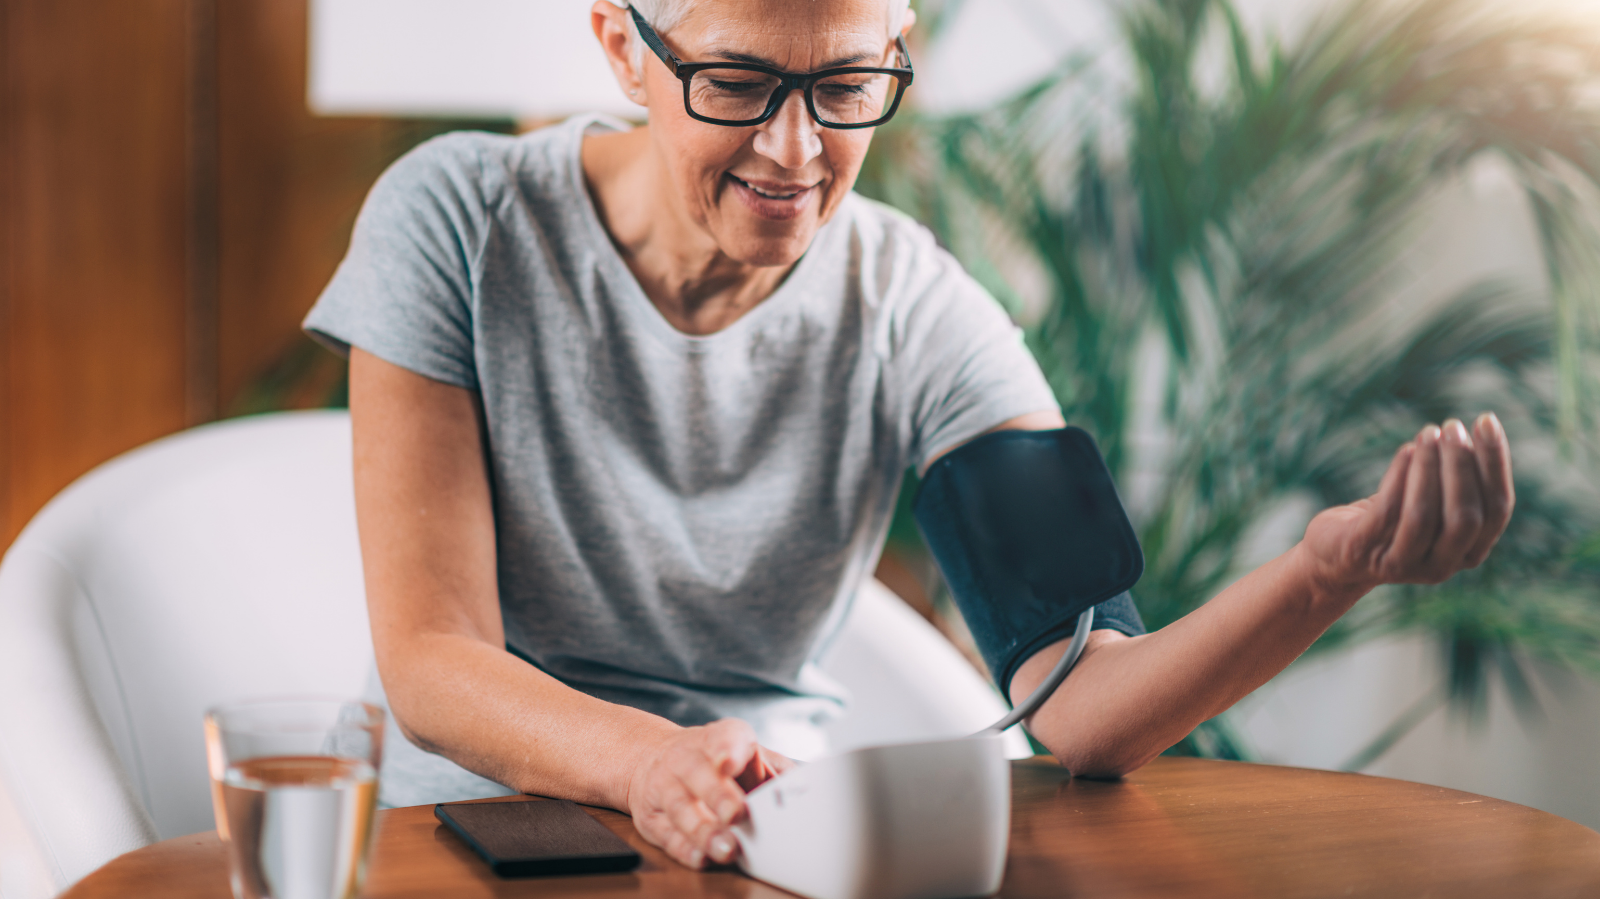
[304,0,1515,872]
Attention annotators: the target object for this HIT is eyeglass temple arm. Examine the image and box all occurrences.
[628,5,681,76]
[895,35,914,77]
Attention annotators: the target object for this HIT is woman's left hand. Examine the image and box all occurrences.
[1299,413,1514,598]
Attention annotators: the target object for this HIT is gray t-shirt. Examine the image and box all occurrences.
[306,115,1058,801]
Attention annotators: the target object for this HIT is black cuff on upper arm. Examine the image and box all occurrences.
[913,428,1145,695]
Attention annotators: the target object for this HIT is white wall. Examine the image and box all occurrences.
[308,0,637,118]
[305,0,1114,119]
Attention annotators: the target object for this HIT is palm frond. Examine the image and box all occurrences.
[862,0,1600,764]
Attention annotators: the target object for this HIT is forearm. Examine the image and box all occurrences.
[1014,541,1366,776]
[379,631,680,810]
[351,348,682,811]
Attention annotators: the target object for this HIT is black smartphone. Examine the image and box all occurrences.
[434,799,643,877]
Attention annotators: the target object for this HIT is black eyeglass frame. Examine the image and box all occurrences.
[628,5,914,130]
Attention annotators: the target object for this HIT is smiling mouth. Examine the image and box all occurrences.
[729,174,811,200]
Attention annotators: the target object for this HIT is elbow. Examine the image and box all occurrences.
[379,688,436,753]
[1063,751,1158,780]
[388,706,437,753]
[1034,729,1163,780]
[372,655,443,755]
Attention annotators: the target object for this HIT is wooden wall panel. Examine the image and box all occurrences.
[215,0,394,411]
[1,0,11,547]
[2,0,194,544]
[1,0,491,549]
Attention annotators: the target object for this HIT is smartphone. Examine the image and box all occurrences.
[435,799,643,877]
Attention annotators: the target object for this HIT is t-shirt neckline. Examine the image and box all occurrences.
[562,113,838,349]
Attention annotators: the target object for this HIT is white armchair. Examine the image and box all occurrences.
[0,411,1024,897]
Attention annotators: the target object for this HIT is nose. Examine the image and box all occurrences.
[751,88,823,170]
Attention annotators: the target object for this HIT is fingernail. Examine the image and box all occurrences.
[710,834,735,861]
[1447,419,1472,448]
[1421,425,1441,444]
[686,849,703,869]
[1489,411,1504,436]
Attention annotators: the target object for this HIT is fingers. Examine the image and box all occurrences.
[629,720,766,870]
[759,746,795,776]
[1308,416,1513,591]
[663,785,723,865]
[637,778,726,869]
[700,718,762,775]
[1429,420,1485,576]
[1371,415,1515,585]
[1362,441,1414,546]
[767,748,795,774]
[680,761,746,825]
[736,745,793,791]
[1466,412,1514,567]
[631,773,711,868]
[1381,424,1443,578]
[676,722,755,864]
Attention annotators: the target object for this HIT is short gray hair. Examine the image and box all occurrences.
[626,0,912,72]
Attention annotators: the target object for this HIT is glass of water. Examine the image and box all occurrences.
[205,698,384,899]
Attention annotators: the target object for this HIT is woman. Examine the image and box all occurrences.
[305,0,1514,871]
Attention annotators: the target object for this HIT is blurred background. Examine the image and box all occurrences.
[3,0,1600,837]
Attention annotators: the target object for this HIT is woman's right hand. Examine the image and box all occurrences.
[625,718,791,869]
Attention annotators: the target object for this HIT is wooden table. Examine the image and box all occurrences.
[64,757,1600,898]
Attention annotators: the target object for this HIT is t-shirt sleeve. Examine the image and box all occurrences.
[303,133,490,391]
[882,217,1060,471]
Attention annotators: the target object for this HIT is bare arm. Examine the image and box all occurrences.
[1010,548,1341,776]
[351,348,785,868]
[933,413,1514,778]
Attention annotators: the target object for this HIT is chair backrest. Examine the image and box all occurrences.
[818,578,1026,757]
[0,412,371,890]
[0,410,1023,895]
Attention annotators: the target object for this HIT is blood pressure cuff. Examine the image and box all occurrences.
[913,427,1146,696]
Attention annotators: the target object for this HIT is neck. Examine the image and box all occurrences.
[581,126,793,336]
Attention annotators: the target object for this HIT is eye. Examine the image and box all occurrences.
[708,79,766,94]
[818,82,869,97]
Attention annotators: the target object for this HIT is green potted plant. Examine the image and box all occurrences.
[863,0,1600,764]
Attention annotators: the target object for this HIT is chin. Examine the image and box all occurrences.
[718,220,821,268]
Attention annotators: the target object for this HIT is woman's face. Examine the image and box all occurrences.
[633,0,903,267]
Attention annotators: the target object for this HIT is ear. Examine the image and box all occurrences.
[591,1,647,107]
[898,7,917,38]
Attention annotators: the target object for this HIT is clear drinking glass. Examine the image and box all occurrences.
[205,698,384,899]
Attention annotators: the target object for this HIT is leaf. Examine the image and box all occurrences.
[861,0,1600,759]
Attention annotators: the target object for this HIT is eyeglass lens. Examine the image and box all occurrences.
[687,69,898,125]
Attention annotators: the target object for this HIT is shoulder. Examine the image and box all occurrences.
[833,194,1010,339]
[371,129,539,215]
[379,130,496,193]
[835,193,948,271]
[350,132,504,249]
[356,121,595,255]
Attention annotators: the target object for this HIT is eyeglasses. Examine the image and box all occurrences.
[628,5,914,130]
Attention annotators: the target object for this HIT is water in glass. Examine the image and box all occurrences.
[205,699,383,899]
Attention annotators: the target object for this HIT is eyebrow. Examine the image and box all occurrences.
[710,50,877,69]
